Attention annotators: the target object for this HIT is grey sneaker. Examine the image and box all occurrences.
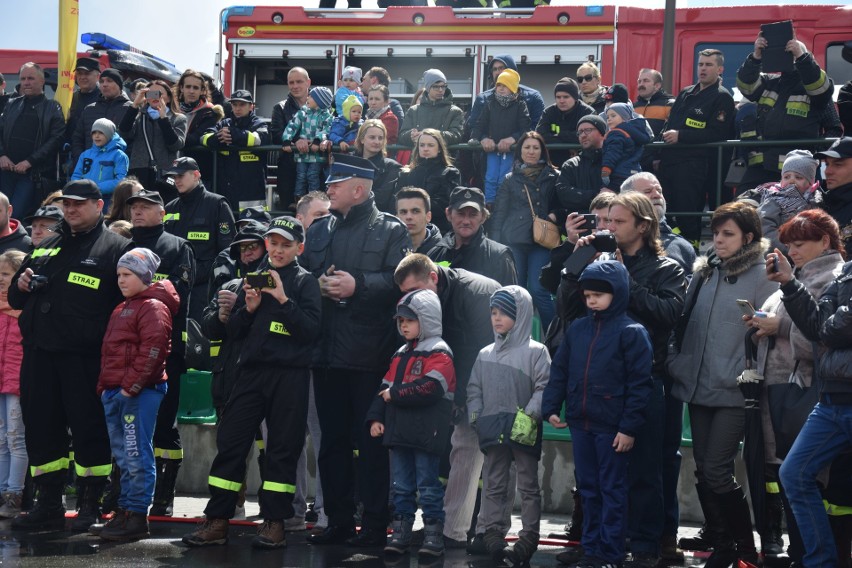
[284,516,306,532]
[0,492,22,518]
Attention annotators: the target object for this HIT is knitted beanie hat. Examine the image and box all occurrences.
[341,66,362,84]
[422,69,447,93]
[490,289,517,321]
[782,150,818,184]
[309,86,333,110]
[554,77,580,100]
[91,118,116,139]
[496,69,520,94]
[607,102,636,124]
[578,114,607,136]
[118,248,161,286]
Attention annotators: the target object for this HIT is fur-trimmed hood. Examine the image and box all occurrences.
[693,238,770,280]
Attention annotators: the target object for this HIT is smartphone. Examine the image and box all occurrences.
[245,272,274,289]
[736,299,756,317]
[771,257,779,273]
[145,89,161,101]
[581,213,597,234]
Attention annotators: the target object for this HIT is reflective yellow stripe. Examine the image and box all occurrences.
[758,94,778,108]
[32,247,61,258]
[209,475,242,492]
[824,500,852,516]
[201,133,215,147]
[269,321,290,335]
[353,449,359,458]
[736,77,762,96]
[262,481,296,494]
[740,130,758,139]
[164,213,180,222]
[255,439,265,450]
[69,451,75,461]
[154,448,184,460]
[804,70,830,96]
[31,457,70,477]
[748,153,764,166]
[187,232,210,241]
[210,344,221,357]
[765,482,780,494]
[685,118,705,129]
[75,461,112,477]
[67,272,100,289]
[435,261,451,268]
[247,132,261,147]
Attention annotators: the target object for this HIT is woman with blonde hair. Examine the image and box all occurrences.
[354,120,401,213]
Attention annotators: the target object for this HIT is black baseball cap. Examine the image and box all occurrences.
[229,220,267,260]
[228,89,254,103]
[24,205,64,223]
[163,157,201,175]
[62,179,102,201]
[815,137,852,160]
[74,57,100,73]
[448,186,485,212]
[238,206,272,226]
[264,216,304,243]
[126,189,164,207]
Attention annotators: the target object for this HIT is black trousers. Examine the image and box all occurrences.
[20,347,111,486]
[659,158,709,245]
[153,352,185,459]
[313,367,389,531]
[204,366,309,520]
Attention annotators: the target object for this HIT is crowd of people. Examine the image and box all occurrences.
[0,28,850,568]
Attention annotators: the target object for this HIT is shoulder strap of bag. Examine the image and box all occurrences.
[142,116,156,164]
[522,185,536,217]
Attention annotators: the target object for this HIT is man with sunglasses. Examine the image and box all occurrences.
[126,189,196,518]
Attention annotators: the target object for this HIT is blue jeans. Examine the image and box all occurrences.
[295,162,324,197]
[627,376,665,555]
[0,171,39,221]
[102,386,165,514]
[571,426,629,564]
[390,447,444,522]
[510,244,555,331]
[484,152,513,204]
[0,394,26,493]
[779,401,852,568]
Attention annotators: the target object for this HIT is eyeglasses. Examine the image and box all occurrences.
[576,128,597,136]
[430,84,448,91]
[577,74,597,83]
[239,242,261,253]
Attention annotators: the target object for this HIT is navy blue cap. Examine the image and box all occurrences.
[325,153,375,185]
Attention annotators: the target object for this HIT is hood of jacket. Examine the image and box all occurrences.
[342,95,363,123]
[396,288,443,343]
[694,237,770,279]
[99,132,127,154]
[132,279,180,316]
[493,285,533,352]
[578,260,630,319]
[615,116,654,145]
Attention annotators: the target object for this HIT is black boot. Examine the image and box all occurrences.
[11,482,66,531]
[761,489,784,556]
[679,481,729,552]
[565,487,582,541]
[150,459,181,517]
[71,480,105,531]
[702,488,757,568]
[101,463,121,515]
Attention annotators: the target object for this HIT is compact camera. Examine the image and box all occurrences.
[29,275,48,292]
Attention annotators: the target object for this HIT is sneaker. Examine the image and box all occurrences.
[284,516,306,532]
[101,510,149,541]
[0,492,22,518]
[252,519,286,549]
[233,504,246,521]
[182,518,229,547]
[305,503,318,523]
[556,545,585,566]
[624,552,660,568]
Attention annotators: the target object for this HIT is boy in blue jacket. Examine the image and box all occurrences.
[71,118,128,208]
[600,103,653,191]
[543,260,653,568]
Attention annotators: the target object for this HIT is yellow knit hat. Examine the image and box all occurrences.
[496,69,520,94]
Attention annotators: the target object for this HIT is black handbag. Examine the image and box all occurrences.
[724,158,748,188]
[184,318,212,372]
[767,342,820,460]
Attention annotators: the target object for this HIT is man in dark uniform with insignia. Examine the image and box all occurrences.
[659,49,736,246]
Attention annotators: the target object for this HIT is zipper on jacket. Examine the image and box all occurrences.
[582,318,602,429]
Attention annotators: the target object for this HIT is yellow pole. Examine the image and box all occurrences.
[56,0,79,119]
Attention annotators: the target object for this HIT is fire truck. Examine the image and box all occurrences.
[0,33,181,96]
[218,4,851,114]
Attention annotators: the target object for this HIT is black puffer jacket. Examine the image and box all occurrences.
[396,158,460,234]
[491,164,559,246]
[555,148,603,214]
[428,226,517,286]
[557,245,686,376]
[782,260,852,397]
[535,100,596,166]
[71,93,133,165]
[364,153,402,214]
[815,182,852,253]
[300,196,411,373]
[470,94,529,143]
[0,94,66,179]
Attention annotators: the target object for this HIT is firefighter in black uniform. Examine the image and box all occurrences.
[163,157,235,324]
[736,33,838,191]
[659,48,736,247]
[201,90,271,211]
[9,179,132,531]
[126,189,196,516]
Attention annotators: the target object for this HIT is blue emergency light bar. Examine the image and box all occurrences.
[80,32,178,69]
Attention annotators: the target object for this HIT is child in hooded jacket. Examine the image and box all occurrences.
[543,261,653,568]
[328,95,364,153]
[471,70,531,204]
[95,248,179,540]
[366,289,455,558]
[281,87,334,197]
[467,285,551,566]
[600,102,653,191]
[0,250,26,519]
[71,118,129,206]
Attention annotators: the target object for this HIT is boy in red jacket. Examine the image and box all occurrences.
[92,248,179,541]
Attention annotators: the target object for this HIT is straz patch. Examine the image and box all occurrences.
[239,153,260,162]
[187,232,210,241]
[685,118,706,129]
[67,272,100,289]
[219,222,232,235]
[269,321,290,335]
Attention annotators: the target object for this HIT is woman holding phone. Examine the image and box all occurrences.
[667,201,777,568]
[119,79,187,201]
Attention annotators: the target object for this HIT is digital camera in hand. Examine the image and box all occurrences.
[563,231,618,276]
[28,275,48,292]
